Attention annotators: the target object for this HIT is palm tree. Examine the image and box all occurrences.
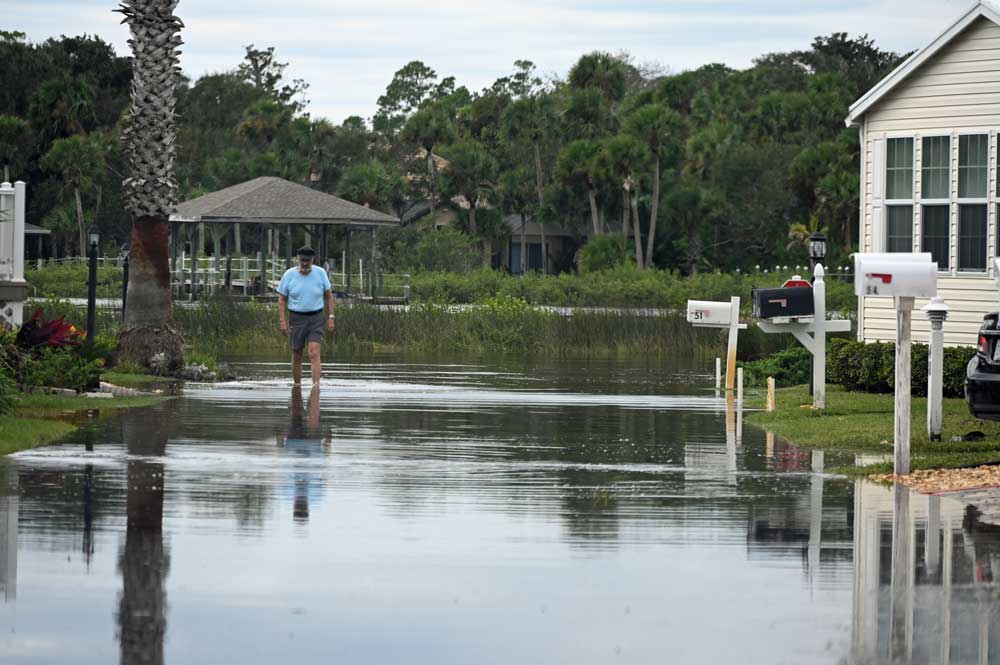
[596,135,650,267]
[114,0,184,371]
[439,140,496,267]
[497,167,535,274]
[0,115,31,182]
[40,134,106,254]
[500,95,554,272]
[555,139,604,236]
[401,105,454,218]
[624,104,684,267]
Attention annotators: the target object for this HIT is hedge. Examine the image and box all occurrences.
[828,338,975,398]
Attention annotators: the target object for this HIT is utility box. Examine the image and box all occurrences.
[687,300,734,327]
[854,253,937,298]
[752,286,814,320]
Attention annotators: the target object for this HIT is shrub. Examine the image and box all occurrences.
[579,233,632,273]
[21,348,102,392]
[828,338,975,398]
[742,346,812,387]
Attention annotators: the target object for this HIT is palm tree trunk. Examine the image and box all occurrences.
[587,188,600,236]
[520,213,527,275]
[645,159,660,268]
[2,165,8,182]
[427,150,436,217]
[533,143,548,274]
[115,0,184,371]
[688,217,702,275]
[630,186,643,269]
[74,186,86,257]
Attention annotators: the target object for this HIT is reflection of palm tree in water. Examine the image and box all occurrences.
[117,407,173,665]
[277,386,326,524]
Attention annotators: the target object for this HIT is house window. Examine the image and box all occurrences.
[959,204,988,272]
[959,134,988,198]
[921,136,950,199]
[885,137,914,251]
[886,137,914,199]
[921,205,950,270]
[886,206,913,252]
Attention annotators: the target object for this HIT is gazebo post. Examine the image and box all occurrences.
[258,223,266,295]
[287,225,294,266]
[321,225,328,267]
[169,222,177,295]
[234,223,242,255]
[345,227,352,295]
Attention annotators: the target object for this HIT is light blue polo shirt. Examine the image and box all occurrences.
[277,266,331,312]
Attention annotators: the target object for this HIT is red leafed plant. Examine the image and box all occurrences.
[14,309,85,351]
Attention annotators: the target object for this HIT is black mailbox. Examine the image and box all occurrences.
[752,286,814,319]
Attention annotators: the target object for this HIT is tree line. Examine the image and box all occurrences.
[0,29,907,272]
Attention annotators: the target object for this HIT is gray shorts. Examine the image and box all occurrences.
[288,310,325,351]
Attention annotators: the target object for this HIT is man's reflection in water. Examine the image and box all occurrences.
[277,386,327,524]
[116,408,172,665]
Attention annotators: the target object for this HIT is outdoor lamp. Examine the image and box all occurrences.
[808,232,827,262]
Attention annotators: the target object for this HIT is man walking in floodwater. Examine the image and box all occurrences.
[277,246,335,386]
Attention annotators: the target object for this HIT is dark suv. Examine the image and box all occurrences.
[966,311,1000,420]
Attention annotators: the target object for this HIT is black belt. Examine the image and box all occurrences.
[289,309,323,315]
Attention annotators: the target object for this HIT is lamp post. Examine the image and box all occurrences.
[807,232,827,396]
[86,230,98,347]
[923,297,949,441]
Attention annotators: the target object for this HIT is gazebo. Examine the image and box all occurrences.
[170,176,399,294]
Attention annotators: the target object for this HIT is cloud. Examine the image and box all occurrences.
[5,0,974,122]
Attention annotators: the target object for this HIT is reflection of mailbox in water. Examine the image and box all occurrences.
[752,286,814,319]
[853,253,937,298]
[687,300,733,326]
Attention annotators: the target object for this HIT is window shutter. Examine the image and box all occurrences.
[871,136,885,253]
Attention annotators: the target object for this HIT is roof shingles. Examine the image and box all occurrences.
[171,177,399,226]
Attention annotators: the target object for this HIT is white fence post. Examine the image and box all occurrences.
[725,296,740,392]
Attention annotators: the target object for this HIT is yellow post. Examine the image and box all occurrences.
[766,376,776,412]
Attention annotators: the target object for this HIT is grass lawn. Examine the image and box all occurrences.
[745,385,1000,475]
[1,393,168,457]
[102,371,180,390]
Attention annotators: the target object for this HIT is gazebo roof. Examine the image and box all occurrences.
[170,176,399,227]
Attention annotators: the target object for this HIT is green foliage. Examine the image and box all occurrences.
[828,338,976,398]
[383,226,480,273]
[579,233,632,272]
[21,347,101,392]
[742,345,812,387]
[26,262,123,298]
[409,266,857,312]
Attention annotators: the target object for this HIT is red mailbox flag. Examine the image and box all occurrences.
[781,278,812,288]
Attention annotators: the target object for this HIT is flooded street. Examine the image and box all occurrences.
[0,355,996,664]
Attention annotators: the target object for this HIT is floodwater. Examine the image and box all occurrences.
[0,355,997,664]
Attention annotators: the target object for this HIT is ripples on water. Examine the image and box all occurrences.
[0,355,998,664]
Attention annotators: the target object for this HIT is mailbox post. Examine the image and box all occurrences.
[854,252,937,475]
[687,296,747,393]
[755,266,850,409]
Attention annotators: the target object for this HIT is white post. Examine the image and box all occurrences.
[359,258,364,292]
[725,296,740,392]
[895,296,915,476]
[766,377,776,412]
[813,264,826,409]
[12,182,24,284]
[923,297,948,442]
[737,367,744,404]
[715,357,721,391]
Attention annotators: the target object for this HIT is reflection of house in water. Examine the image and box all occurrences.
[852,481,1000,664]
[0,470,17,602]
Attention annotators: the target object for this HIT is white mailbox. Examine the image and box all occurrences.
[854,253,937,299]
[687,300,733,327]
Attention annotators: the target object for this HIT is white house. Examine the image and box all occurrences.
[848,1,1000,345]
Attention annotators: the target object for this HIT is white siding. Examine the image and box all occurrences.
[861,17,1000,346]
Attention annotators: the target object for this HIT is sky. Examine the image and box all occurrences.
[1,0,979,124]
